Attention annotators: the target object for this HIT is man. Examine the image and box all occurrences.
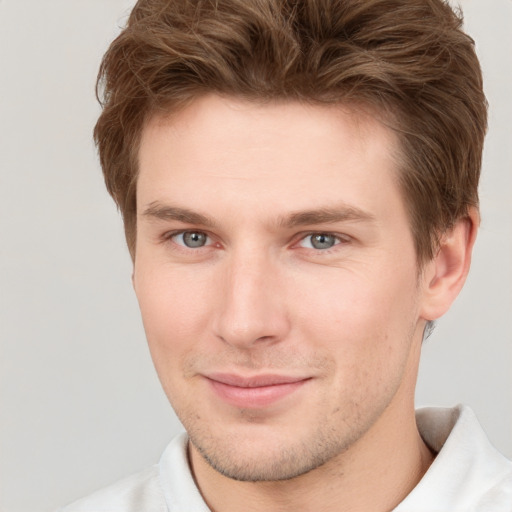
[61,0,512,510]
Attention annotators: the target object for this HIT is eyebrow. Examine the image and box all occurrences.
[280,206,376,228]
[141,201,375,229]
[141,202,217,227]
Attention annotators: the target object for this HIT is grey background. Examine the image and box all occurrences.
[0,1,510,511]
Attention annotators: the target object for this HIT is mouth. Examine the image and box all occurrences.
[204,373,311,408]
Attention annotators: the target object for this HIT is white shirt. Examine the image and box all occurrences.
[59,405,512,511]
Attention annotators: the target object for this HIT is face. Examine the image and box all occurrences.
[133,95,429,481]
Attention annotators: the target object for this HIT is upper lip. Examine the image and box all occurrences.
[205,373,310,388]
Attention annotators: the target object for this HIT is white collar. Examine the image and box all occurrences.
[394,405,512,511]
[159,405,512,511]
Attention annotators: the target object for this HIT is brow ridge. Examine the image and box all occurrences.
[141,202,216,227]
[281,206,375,228]
[141,201,375,229]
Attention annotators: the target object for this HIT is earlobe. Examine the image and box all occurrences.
[420,207,479,321]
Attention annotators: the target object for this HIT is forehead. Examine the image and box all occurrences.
[137,95,404,224]
[140,95,395,164]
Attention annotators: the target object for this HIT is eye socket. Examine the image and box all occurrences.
[299,233,341,250]
[168,231,344,250]
[172,231,210,248]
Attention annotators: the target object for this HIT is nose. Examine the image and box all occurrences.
[212,249,291,349]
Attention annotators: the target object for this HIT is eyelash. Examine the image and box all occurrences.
[162,230,215,249]
[296,232,350,251]
[161,230,351,253]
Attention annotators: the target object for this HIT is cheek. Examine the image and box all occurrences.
[292,266,420,367]
[134,266,215,369]
[292,271,420,421]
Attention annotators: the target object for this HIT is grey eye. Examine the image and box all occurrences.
[309,233,337,250]
[181,231,208,248]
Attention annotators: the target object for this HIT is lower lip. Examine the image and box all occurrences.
[207,379,308,408]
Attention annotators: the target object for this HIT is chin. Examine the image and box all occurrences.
[187,422,349,482]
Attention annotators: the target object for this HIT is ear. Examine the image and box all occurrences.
[420,207,479,321]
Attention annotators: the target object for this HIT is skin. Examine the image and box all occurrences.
[133,94,477,512]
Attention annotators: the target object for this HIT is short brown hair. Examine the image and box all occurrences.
[94,0,487,262]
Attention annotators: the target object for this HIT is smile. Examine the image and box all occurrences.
[205,373,311,409]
